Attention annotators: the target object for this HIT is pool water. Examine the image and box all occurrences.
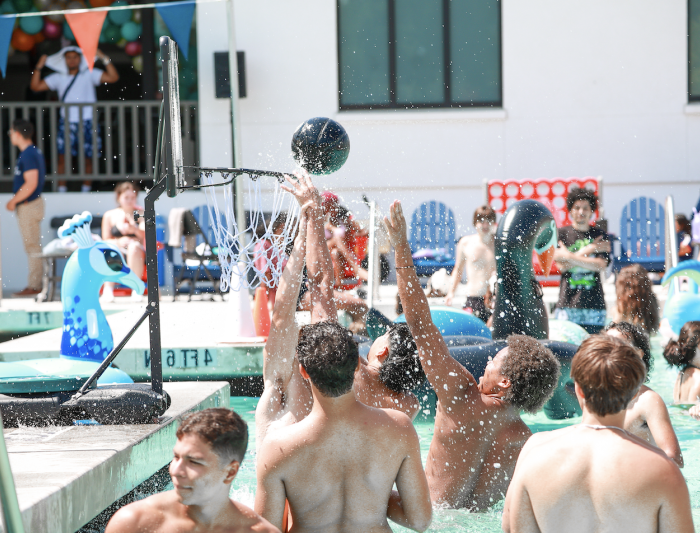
[190,336,700,531]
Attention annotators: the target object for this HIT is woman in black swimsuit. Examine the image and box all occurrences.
[101,181,145,300]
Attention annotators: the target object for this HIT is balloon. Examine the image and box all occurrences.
[44,19,61,39]
[124,40,141,57]
[132,9,140,23]
[66,0,84,8]
[116,37,126,48]
[33,30,45,43]
[19,9,44,35]
[100,22,120,43]
[62,20,73,41]
[120,21,140,41]
[131,54,142,73]
[46,2,64,22]
[89,0,113,6]
[0,0,14,13]
[108,0,131,25]
[13,0,34,12]
[11,28,35,51]
[35,0,52,9]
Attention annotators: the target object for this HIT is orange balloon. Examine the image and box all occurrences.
[11,28,35,52]
[89,0,113,6]
[33,31,45,44]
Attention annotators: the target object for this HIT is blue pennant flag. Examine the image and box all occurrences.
[0,15,16,78]
[155,0,195,60]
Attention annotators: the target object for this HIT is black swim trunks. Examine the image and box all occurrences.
[463,296,492,323]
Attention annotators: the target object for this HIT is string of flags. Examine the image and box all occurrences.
[0,0,203,77]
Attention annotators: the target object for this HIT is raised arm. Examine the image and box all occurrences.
[387,415,432,532]
[299,170,337,323]
[29,55,50,92]
[384,200,480,406]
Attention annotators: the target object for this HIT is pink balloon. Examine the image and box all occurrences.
[43,19,62,40]
[124,41,142,57]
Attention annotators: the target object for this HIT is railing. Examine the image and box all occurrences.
[0,101,198,187]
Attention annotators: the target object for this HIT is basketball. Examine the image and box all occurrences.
[291,117,350,175]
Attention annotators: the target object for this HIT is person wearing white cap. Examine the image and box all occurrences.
[30,46,119,192]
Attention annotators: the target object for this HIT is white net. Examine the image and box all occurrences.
[201,171,301,292]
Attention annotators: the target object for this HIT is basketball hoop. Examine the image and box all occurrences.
[196,168,302,292]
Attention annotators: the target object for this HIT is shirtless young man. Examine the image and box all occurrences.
[255,320,432,532]
[106,409,279,533]
[384,200,561,510]
[445,205,496,323]
[604,322,683,467]
[503,335,694,533]
[255,173,424,453]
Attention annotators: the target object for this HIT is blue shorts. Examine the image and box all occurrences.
[57,117,102,158]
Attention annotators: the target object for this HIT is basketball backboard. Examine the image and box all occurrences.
[160,36,184,198]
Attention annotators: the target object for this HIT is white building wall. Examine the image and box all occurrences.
[2,0,699,292]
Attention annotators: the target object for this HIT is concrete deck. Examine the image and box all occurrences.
[0,300,266,381]
[0,381,229,533]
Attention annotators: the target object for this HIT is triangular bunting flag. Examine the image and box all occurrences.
[65,11,108,70]
[155,0,195,60]
[0,15,16,78]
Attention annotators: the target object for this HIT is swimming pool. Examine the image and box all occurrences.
[180,336,700,532]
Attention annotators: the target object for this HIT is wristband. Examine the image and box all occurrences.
[102,57,111,64]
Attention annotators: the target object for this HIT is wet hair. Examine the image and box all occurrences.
[663,321,700,368]
[566,187,598,213]
[176,408,248,465]
[675,214,691,234]
[11,119,33,140]
[297,321,358,397]
[114,181,140,204]
[473,205,496,226]
[378,323,426,392]
[571,335,646,416]
[500,335,561,414]
[614,265,659,334]
[604,321,652,380]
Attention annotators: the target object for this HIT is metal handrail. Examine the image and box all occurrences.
[0,100,198,186]
[0,413,25,533]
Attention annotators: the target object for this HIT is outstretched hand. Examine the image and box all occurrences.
[35,54,47,70]
[384,200,409,248]
[281,170,321,212]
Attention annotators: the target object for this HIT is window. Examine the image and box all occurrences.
[337,0,502,109]
[691,0,700,101]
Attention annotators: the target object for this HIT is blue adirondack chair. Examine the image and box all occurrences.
[613,196,665,272]
[170,205,225,298]
[409,201,456,277]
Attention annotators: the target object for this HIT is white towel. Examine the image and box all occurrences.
[168,207,188,247]
[45,46,89,74]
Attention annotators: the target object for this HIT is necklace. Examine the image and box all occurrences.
[581,424,628,434]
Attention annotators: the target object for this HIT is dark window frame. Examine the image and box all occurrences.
[690,0,700,102]
[336,0,503,110]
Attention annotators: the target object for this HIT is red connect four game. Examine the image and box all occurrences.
[486,177,601,228]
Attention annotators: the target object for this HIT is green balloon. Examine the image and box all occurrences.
[13,0,33,12]
[19,9,43,35]
[0,0,14,14]
[63,20,73,41]
[108,0,132,25]
[101,23,120,44]
[120,21,141,41]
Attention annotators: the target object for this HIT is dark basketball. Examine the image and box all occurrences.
[291,117,350,175]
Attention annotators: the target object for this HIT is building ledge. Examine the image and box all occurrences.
[684,103,700,115]
[335,107,507,125]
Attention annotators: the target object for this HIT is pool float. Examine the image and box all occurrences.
[406,200,583,419]
[395,306,492,339]
[0,213,170,427]
[660,260,700,337]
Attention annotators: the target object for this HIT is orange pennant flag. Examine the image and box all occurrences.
[65,11,108,71]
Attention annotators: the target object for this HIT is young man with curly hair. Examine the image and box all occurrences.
[384,200,561,510]
[553,187,611,334]
[503,335,693,533]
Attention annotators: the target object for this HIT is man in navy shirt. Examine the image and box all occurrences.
[6,119,46,297]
